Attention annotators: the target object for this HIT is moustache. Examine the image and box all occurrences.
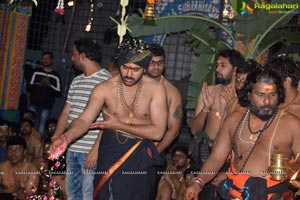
[172,159,179,163]
[260,105,274,109]
[124,76,134,81]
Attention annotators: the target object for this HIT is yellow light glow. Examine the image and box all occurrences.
[68,0,74,7]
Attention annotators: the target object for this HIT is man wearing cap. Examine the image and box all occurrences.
[50,38,168,200]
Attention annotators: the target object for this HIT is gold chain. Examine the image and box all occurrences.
[115,131,129,144]
[118,76,142,119]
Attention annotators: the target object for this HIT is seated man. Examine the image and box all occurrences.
[21,109,43,141]
[185,68,300,200]
[156,145,189,200]
[0,135,39,199]
[19,119,43,168]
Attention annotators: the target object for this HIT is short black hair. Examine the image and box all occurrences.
[46,118,57,126]
[6,135,27,150]
[171,145,189,157]
[237,59,262,74]
[42,51,54,60]
[217,49,245,69]
[265,55,300,88]
[74,38,102,65]
[149,44,165,59]
[21,109,36,120]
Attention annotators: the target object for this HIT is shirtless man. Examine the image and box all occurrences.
[147,43,182,154]
[265,55,300,118]
[50,38,168,200]
[147,44,183,199]
[0,135,39,199]
[156,145,189,200]
[185,68,300,200]
[21,109,43,141]
[19,119,43,168]
[189,49,244,165]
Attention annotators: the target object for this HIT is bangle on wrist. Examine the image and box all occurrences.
[202,107,211,113]
[191,177,205,189]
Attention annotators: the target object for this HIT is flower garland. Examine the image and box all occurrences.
[54,0,64,15]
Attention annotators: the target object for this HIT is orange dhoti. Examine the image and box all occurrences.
[217,163,292,200]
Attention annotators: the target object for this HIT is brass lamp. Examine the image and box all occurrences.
[143,0,155,23]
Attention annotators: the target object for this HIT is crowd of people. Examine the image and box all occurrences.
[0,37,300,200]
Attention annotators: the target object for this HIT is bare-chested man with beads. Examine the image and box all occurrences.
[50,38,168,200]
[185,68,300,200]
[189,49,245,165]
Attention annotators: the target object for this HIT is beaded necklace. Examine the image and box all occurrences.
[115,77,142,144]
[247,110,276,142]
[235,109,277,171]
[118,76,142,123]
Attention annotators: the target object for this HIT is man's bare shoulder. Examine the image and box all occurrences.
[224,109,245,124]
[207,84,222,92]
[24,161,38,172]
[30,135,42,146]
[285,94,300,118]
[32,128,42,141]
[143,75,165,89]
[161,78,181,98]
[281,110,300,125]
[0,161,9,170]
[94,76,117,91]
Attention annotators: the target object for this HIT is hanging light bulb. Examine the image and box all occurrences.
[143,0,155,22]
[67,0,74,7]
[85,0,94,32]
[85,23,92,32]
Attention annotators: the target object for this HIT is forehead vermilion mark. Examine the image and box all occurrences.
[123,65,137,70]
[263,85,275,94]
